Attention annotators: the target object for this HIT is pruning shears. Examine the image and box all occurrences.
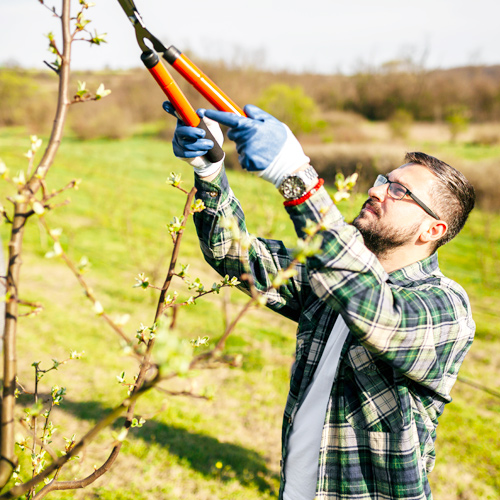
[116,0,246,163]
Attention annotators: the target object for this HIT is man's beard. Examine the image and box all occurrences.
[352,199,423,258]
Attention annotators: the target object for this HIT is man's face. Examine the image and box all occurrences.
[352,163,439,257]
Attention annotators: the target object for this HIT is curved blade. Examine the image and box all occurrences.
[116,0,167,54]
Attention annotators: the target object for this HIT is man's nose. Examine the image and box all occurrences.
[367,183,388,202]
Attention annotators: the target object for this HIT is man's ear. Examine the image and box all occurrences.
[419,220,448,244]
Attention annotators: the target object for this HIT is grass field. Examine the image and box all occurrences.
[0,126,499,499]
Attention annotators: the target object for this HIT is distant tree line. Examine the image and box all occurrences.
[1,59,500,139]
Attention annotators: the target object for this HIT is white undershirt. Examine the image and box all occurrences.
[283,316,349,500]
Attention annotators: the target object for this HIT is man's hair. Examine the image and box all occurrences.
[404,152,475,251]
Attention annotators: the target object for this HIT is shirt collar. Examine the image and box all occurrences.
[387,253,441,286]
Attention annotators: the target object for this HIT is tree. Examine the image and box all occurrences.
[0,2,242,497]
[257,84,323,136]
[0,3,357,498]
[445,104,470,143]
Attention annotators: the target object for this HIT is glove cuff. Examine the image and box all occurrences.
[187,153,225,177]
[257,125,310,187]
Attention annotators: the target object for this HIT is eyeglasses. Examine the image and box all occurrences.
[373,174,440,220]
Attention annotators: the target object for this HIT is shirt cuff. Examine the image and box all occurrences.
[194,165,230,210]
[284,186,345,239]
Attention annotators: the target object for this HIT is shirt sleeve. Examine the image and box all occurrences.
[192,167,311,322]
[285,185,475,399]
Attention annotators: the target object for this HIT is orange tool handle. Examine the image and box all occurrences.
[141,51,200,126]
[141,50,225,163]
[164,46,246,117]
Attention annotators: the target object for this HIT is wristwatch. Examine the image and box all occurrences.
[279,165,319,200]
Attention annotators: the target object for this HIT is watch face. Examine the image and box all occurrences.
[281,177,306,199]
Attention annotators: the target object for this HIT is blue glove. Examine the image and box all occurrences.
[162,101,224,177]
[203,104,310,187]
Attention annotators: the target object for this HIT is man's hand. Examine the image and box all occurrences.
[163,101,224,178]
[203,105,310,187]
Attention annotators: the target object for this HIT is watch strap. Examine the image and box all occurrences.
[283,178,324,207]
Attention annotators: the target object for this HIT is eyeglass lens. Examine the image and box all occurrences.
[374,175,406,199]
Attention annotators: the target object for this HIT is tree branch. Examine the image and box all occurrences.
[0,0,73,488]
[0,372,160,499]
[32,445,122,499]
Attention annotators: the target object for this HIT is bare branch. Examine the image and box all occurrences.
[17,299,44,318]
[154,386,210,400]
[42,179,80,202]
[191,297,256,368]
[32,445,121,499]
[155,187,197,321]
[39,2,61,19]
[0,371,160,499]
[1,0,74,486]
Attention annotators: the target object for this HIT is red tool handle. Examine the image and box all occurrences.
[141,50,224,163]
[164,46,246,117]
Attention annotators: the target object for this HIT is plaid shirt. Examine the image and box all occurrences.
[192,168,475,500]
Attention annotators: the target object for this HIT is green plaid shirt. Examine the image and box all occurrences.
[192,168,475,500]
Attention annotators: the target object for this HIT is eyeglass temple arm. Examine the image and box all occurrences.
[408,192,440,220]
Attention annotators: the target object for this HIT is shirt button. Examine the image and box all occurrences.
[369,363,377,372]
[209,191,218,198]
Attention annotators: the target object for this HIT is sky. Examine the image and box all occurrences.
[1,0,500,74]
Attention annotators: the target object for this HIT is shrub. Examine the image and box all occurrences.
[445,105,470,143]
[388,109,414,139]
[0,70,56,132]
[257,83,321,136]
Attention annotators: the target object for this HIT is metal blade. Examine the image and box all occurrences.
[116,0,168,54]
[116,0,138,20]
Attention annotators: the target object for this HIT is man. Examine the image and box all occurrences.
[163,102,476,500]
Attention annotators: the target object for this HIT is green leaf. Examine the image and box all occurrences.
[76,80,88,97]
[95,83,111,100]
[166,172,182,187]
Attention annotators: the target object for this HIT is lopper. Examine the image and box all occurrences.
[117,0,245,163]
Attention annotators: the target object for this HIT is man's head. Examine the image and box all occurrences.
[353,152,475,260]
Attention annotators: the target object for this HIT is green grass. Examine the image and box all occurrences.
[0,127,499,499]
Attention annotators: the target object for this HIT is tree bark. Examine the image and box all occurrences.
[0,0,72,488]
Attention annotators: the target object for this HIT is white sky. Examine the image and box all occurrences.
[1,0,500,74]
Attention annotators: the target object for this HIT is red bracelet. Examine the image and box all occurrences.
[283,178,325,207]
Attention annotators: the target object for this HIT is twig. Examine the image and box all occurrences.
[126,187,197,418]
[154,386,210,400]
[38,216,138,354]
[0,371,160,500]
[19,420,58,462]
[190,297,256,367]
[156,187,197,319]
[169,304,179,329]
[42,179,80,202]
[39,2,61,19]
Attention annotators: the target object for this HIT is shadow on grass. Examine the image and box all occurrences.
[18,395,278,496]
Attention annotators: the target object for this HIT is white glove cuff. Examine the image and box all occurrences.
[182,116,225,177]
[258,125,310,187]
[190,155,225,177]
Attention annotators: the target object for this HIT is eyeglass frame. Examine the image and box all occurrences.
[372,174,441,220]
